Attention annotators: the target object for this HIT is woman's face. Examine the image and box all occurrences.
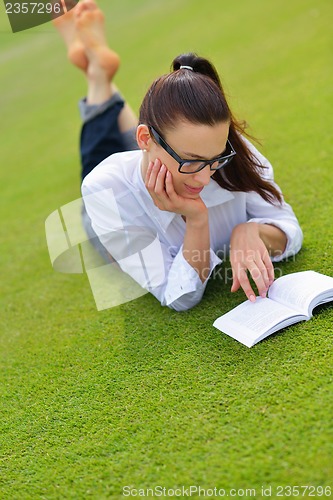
[146,120,230,199]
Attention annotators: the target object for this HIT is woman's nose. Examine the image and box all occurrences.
[192,165,212,185]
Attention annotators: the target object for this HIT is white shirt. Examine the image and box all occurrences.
[81,143,303,311]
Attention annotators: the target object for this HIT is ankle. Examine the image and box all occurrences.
[86,70,113,105]
[86,59,112,81]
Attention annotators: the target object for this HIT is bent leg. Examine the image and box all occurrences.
[73,1,138,179]
[80,95,125,180]
[54,0,138,180]
[54,0,139,259]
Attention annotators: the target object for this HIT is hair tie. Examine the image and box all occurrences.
[179,65,194,71]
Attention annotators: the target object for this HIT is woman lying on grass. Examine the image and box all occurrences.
[55,0,303,311]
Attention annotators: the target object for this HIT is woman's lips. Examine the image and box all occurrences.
[184,184,204,194]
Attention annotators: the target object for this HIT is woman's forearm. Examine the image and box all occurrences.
[257,222,287,257]
[182,211,211,283]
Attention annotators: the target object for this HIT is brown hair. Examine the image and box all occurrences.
[139,53,282,204]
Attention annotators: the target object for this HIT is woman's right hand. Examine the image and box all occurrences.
[145,158,207,220]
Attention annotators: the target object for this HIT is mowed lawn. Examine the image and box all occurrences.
[0,0,332,498]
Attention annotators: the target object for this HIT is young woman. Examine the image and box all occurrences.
[55,0,303,311]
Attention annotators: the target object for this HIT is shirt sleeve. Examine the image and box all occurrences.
[163,246,222,311]
[97,226,222,312]
[244,140,303,261]
[90,219,222,312]
[82,178,222,312]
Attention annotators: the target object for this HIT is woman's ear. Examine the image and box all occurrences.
[136,124,152,151]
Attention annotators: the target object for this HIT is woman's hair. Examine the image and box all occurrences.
[139,53,282,204]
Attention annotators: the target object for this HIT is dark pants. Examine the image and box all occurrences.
[80,100,126,181]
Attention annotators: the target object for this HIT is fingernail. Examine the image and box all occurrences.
[261,292,267,298]
[249,294,256,302]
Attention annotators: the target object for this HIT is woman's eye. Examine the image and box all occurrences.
[181,161,203,172]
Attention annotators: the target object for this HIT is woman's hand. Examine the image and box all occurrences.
[145,159,207,220]
[230,222,275,301]
[145,159,211,282]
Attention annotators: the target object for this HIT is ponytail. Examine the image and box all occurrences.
[172,53,222,90]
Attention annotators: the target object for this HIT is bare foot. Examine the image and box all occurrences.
[53,0,88,71]
[75,0,120,81]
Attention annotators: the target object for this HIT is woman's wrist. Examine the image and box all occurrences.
[185,208,209,228]
[257,223,287,256]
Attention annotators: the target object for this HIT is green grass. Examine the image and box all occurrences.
[1,0,333,498]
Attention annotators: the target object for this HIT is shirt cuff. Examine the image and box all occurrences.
[247,218,303,262]
[164,247,222,310]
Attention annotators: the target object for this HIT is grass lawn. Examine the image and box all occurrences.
[1,0,332,498]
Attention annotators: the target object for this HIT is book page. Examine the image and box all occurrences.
[268,271,333,316]
[213,297,306,347]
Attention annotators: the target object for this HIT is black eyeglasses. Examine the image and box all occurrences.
[149,126,236,174]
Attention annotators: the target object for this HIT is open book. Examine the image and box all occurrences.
[213,271,333,348]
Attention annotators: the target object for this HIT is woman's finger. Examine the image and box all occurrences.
[253,256,270,291]
[246,259,268,298]
[144,161,154,186]
[154,163,167,195]
[165,170,176,196]
[236,266,256,302]
[146,159,162,193]
[262,251,275,285]
[230,273,240,293]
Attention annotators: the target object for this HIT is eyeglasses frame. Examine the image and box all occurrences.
[149,126,236,174]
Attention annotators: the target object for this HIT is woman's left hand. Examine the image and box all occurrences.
[230,222,275,301]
